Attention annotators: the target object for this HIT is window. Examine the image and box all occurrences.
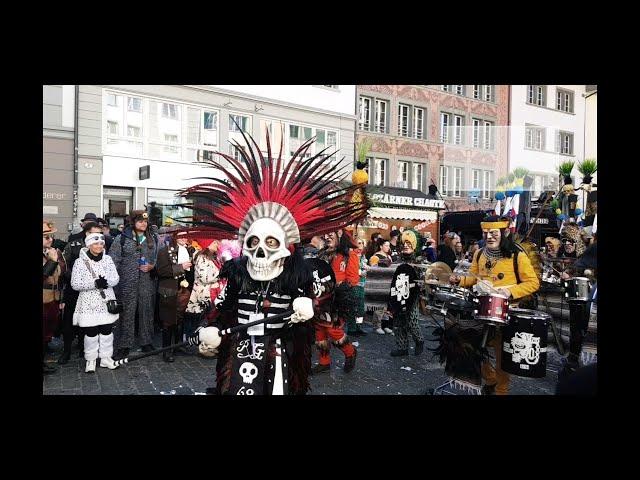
[359,96,372,131]
[288,123,313,158]
[483,171,491,199]
[472,118,481,148]
[375,99,387,133]
[327,131,337,150]
[229,114,249,132]
[398,104,410,137]
[556,89,574,113]
[484,85,493,102]
[128,97,142,112]
[473,85,481,99]
[525,124,545,150]
[204,111,218,130]
[230,144,247,161]
[454,85,465,95]
[483,121,493,150]
[107,121,118,135]
[162,103,178,119]
[472,169,481,190]
[453,167,462,197]
[396,161,409,188]
[413,107,424,139]
[127,125,141,138]
[454,115,464,145]
[413,163,424,192]
[440,112,450,143]
[441,85,450,92]
[363,156,372,178]
[107,94,118,107]
[374,158,387,186]
[527,85,546,106]
[439,166,449,196]
[557,131,574,155]
[164,134,178,153]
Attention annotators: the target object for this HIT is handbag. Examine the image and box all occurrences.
[82,258,123,314]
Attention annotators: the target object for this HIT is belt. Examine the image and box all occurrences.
[43,285,59,291]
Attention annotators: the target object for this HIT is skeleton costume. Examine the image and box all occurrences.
[177,126,369,395]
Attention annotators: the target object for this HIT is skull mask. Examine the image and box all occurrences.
[243,217,291,281]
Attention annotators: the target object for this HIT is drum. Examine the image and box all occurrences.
[433,285,475,311]
[563,277,591,301]
[475,293,510,325]
[582,304,597,365]
[501,308,550,378]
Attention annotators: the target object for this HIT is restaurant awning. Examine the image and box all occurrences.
[368,207,438,221]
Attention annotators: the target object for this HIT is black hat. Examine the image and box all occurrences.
[96,217,109,227]
[81,213,98,222]
[390,229,401,239]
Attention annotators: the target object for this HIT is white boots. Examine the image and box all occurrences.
[98,333,118,369]
[84,332,118,372]
[100,357,118,369]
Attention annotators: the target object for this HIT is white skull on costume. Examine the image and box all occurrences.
[243,217,291,281]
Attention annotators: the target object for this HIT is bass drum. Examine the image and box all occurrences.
[501,308,550,378]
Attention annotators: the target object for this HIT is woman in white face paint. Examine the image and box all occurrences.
[70,233,121,373]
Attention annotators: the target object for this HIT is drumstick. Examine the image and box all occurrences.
[455,271,501,295]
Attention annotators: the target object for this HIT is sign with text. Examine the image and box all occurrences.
[369,193,445,209]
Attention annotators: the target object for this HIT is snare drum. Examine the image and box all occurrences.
[563,277,591,301]
[433,285,475,311]
[501,308,551,378]
[475,293,510,325]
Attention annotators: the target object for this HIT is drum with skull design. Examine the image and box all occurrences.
[305,258,336,325]
[388,263,420,316]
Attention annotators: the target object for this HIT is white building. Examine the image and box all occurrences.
[584,86,597,184]
[508,84,586,198]
[71,85,356,230]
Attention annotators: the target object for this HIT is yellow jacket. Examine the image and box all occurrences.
[459,249,540,300]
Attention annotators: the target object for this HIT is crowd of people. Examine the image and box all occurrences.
[42,129,597,396]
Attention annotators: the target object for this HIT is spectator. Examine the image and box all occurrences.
[365,232,381,260]
[302,235,325,259]
[389,229,401,263]
[57,221,104,364]
[370,239,393,267]
[71,232,120,373]
[67,212,98,245]
[437,232,459,270]
[96,217,114,252]
[109,210,159,359]
[349,238,368,337]
[43,220,66,374]
[156,231,195,362]
[467,241,479,261]
[185,238,222,342]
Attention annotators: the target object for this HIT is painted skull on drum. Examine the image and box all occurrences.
[243,218,291,281]
[509,332,541,365]
[391,273,413,305]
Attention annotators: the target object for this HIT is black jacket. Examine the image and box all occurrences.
[437,244,457,271]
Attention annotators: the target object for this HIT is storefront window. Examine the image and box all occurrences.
[147,188,189,226]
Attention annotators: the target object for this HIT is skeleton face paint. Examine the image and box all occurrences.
[243,217,290,281]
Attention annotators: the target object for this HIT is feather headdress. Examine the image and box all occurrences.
[176,125,370,245]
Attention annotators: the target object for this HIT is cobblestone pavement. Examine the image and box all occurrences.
[43,315,569,396]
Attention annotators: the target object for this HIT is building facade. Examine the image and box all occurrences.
[49,85,356,231]
[584,85,597,184]
[356,85,509,231]
[508,84,587,198]
[43,85,76,233]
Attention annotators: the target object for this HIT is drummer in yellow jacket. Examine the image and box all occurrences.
[450,216,540,395]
